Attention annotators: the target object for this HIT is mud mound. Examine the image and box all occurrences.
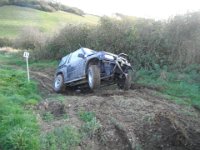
[37,100,66,117]
[136,111,200,150]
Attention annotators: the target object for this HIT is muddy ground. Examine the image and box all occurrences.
[32,68,200,150]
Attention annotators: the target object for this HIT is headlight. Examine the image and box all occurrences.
[104,54,114,60]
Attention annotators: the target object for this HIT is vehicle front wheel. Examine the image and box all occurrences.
[87,65,100,90]
[54,74,65,93]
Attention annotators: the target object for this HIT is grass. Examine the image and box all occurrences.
[0,52,62,150]
[0,52,58,69]
[79,111,102,138]
[79,111,96,122]
[137,69,200,109]
[0,6,99,38]
[0,60,41,149]
[40,126,81,150]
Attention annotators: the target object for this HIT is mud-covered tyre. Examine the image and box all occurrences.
[54,74,65,93]
[87,65,100,90]
[117,72,132,90]
[123,73,132,90]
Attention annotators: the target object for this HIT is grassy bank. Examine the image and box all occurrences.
[0,60,41,149]
[137,69,200,109]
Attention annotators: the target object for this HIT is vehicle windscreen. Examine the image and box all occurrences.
[83,48,96,56]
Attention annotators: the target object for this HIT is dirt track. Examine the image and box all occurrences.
[33,68,200,150]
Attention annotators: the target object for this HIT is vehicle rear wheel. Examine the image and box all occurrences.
[117,72,132,90]
[54,74,65,93]
[87,65,100,90]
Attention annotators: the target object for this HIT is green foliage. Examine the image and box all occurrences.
[37,12,200,70]
[40,126,81,150]
[43,24,91,59]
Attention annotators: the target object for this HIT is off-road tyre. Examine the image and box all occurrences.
[54,74,65,93]
[117,72,132,90]
[123,74,132,90]
[87,65,100,90]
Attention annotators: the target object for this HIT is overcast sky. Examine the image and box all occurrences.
[57,0,200,20]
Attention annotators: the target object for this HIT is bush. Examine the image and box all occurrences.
[24,11,200,71]
[0,38,12,47]
[42,24,91,59]
[14,27,47,50]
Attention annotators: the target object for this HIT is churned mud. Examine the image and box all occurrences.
[34,68,200,150]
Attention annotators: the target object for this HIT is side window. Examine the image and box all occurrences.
[59,55,68,66]
[69,49,83,63]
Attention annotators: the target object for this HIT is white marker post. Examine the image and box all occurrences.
[23,51,30,82]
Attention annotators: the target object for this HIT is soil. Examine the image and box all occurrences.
[33,68,200,150]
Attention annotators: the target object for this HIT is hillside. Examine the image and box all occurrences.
[0,6,99,38]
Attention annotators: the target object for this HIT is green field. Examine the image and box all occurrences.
[0,6,99,38]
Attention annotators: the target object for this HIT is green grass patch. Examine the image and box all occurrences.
[0,96,40,150]
[137,69,200,109]
[0,63,41,149]
[0,68,41,104]
[0,52,58,70]
[79,111,96,122]
[40,126,81,150]
[79,111,101,138]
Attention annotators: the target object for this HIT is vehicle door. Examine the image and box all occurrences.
[62,54,71,82]
[67,49,86,81]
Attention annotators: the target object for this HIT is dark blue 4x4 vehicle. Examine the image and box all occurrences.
[53,48,133,92]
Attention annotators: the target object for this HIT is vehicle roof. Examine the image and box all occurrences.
[81,47,97,54]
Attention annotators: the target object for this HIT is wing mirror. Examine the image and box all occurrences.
[78,53,85,58]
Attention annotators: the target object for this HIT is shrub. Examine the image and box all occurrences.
[0,38,12,47]
[14,27,47,50]
[43,24,91,59]
[29,11,200,71]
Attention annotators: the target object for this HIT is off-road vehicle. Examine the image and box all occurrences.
[54,48,132,92]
